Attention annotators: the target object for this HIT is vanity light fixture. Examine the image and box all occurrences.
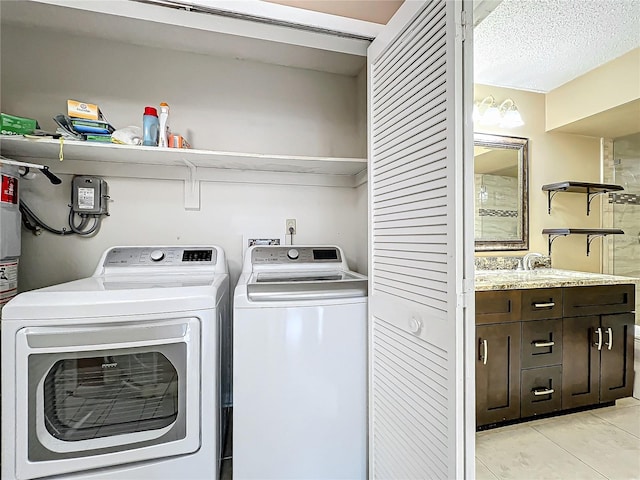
[498,98,524,128]
[473,96,524,128]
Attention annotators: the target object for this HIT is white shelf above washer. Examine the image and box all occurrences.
[0,136,368,209]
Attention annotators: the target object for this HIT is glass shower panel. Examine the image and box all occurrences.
[611,132,640,278]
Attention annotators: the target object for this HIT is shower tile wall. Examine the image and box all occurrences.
[603,134,640,281]
[474,173,519,239]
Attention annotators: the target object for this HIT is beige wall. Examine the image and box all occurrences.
[474,84,602,272]
[263,0,403,24]
[546,48,640,137]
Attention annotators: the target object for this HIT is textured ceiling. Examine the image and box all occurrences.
[474,0,640,92]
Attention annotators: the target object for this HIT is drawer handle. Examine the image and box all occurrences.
[594,327,603,350]
[533,341,555,348]
[533,388,555,396]
[533,302,555,308]
[605,327,613,350]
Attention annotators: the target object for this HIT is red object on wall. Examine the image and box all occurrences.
[1,175,18,204]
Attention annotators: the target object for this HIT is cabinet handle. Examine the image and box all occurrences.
[594,327,603,350]
[533,302,555,308]
[605,327,613,350]
[481,339,488,365]
[533,388,555,396]
[533,341,555,348]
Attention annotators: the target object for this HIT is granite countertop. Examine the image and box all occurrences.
[475,268,640,292]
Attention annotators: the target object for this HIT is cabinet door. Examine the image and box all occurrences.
[562,316,600,409]
[476,323,521,426]
[600,313,635,402]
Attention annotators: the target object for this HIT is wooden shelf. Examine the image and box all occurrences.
[542,228,625,256]
[0,136,368,209]
[542,181,624,216]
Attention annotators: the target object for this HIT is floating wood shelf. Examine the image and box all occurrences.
[542,181,624,216]
[542,228,625,256]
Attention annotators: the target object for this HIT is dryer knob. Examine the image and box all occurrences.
[287,249,299,260]
[150,250,165,262]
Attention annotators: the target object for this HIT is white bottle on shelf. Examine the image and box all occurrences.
[158,102,170,148]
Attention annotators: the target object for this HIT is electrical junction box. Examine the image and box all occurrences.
[71,176,108,215]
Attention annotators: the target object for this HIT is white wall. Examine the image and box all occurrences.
[19,174,365,290]
[1,25,364,158]
[1,24,368,290]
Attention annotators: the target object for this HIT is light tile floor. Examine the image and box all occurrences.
[476,398,640,480]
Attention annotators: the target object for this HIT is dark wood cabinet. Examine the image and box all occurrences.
[562,285,636,409]
[600,313,635,402]
[476,323,521,426]
[477,283,635,428]
[562,315,601,408]
[521,366,562,417]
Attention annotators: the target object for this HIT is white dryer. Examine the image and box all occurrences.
[1,246,229,480]
[233,245,367,480]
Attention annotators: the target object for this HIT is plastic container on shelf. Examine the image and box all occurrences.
[142,106,159,146]
[158,103,170,148]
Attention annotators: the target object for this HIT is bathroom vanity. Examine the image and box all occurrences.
[475,269,637,428]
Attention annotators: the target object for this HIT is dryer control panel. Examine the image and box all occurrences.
[251,247,341,265]
[104,247,217,266]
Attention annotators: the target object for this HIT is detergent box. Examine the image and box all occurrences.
[67,100,100,120]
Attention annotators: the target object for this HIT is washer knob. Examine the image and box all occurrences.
[287,249,299,260]
[150,250,165,262]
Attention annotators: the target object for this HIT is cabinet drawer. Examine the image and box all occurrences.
[564,284,635,317]
[476,290,521,325]
[521,366,562,418]
[521,319,563,369]
[521,288,563,320]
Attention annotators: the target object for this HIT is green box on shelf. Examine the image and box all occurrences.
[1,113,38,135]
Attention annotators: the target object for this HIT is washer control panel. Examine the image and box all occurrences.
[252,247,341,264]
[105,247,216,266]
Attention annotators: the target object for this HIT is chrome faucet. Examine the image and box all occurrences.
[523,252,544,271]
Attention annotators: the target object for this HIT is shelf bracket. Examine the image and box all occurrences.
[586,233,605,257]
[182,159,200,211]
[585,187,607,216]
[547,190,561,214]
[546,233,567,256]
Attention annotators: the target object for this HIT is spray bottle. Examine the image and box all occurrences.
[159,102,170,148]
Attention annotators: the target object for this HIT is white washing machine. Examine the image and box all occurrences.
[233,245,367,480]
[1,246,229,480]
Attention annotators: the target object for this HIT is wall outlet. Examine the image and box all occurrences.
[286,219,296,235]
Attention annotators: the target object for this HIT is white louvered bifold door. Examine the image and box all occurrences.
[368,1,475,479]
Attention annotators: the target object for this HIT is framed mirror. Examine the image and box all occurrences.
[474,133,529,251]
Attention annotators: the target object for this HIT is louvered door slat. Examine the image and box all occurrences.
[375,318,448,365]
[374,50,447,125]
[375,205,447,223]
[369,0,473,478]
[374,149,446,188]
[374,169,447,196]
[374,14,447,107]
[374,343,448,407]
[374,73,447,138]
[374,249,447,265]
[375,261,447,282]
[374,111,447,159]
[373,130,447,173]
